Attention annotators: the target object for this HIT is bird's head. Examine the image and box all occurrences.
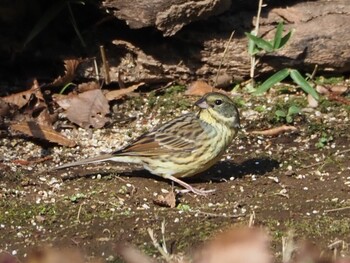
[195,92,240,130]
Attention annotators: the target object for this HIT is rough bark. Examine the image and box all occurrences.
[102,0,232,36]
[98,0,350,85]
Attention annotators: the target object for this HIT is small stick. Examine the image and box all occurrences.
[324,206,350,213]
[193,210,244,218]
[100,45,111,84]
[147,228,171,262]
[93,57,100,81]
[248,210,256,227]
[76,203,83,222]
[214,30,235,87]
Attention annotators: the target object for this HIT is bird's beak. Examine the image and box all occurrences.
[195,97,209,109]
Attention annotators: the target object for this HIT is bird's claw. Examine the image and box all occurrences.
[176,187,216,196]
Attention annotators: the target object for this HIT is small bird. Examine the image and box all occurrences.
[55,92,240,195]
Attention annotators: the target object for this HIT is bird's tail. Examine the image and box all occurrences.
[54,153,117,170]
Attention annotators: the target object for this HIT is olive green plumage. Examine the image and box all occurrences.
[56,92,240,195]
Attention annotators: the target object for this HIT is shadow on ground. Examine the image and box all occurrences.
[60,157,280,186]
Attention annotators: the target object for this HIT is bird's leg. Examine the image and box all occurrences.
[165,175,215,196]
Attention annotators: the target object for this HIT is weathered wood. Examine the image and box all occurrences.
[102,0,231,36]
[99,0,350,85]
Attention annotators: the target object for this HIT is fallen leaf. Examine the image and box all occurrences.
[307,93,318,108]
[55,89,110,128]
[185,80,214,96]
[330,85,348,95]
[153,190,176,208]
[77,81,100,93]
[193,227,272,263]
[105,83,144,101]
[12,156,53,166]
[11,122,76,147]
[315,85,329,95]
[50,59,81,87]
[250,125,297,136]
[327,93,350,105]
[2,79,41,109]
[0,99,11,117]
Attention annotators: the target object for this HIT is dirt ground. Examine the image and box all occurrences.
[0,88,349,262]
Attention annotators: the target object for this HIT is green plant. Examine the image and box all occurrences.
[245,18,319,100]
[274,105,300,123]
[315,132,333,149]
[255,68,319,100]
[246,22,293,56]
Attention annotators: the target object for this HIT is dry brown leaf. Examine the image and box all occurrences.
[2,79,41,109]
[77,81,100,93]
[315,85,330,95]
[11,122,76,147]
[0,98,11,117]
[185,80,229,96]
[330,85,348,95]
[327,93,350,105]
[153,190,176,208]
[307,93,318,108]
[250,125,297,136]
[185,80,214,96]
[316,84,348,95]
[55,89,110,128]
[193,227,272,263]
[50,59,81,87]
[105,83,144,101]
[12,156,53,166]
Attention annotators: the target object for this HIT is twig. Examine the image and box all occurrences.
[76,203,83,223]
[301,162,323,169]
[147,228,171,262]
[250,125,297,136]
[324,206,350,213]
[338,149,350,155]
[214,30,235,87]
[248,210,256,227]
[193,210,244,218]
[93,57,100,81]
[309,64,318,80]
[161,219,169,255]
[250,0,264,81]
[100,45,111,84]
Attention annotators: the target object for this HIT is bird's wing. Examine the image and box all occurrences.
[115,114,205,156]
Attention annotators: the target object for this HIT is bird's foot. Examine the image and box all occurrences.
[177,187,216,196]
[165,174,215,196]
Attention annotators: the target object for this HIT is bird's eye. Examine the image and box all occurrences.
[215,99,222,105]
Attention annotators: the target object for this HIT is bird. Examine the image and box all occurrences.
[55,92,240,195]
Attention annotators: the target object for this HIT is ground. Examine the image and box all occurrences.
[0,86,349,262]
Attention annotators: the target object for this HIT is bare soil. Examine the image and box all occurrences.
[0,89,349,261]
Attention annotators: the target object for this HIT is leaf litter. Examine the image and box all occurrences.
[55,89,110,128]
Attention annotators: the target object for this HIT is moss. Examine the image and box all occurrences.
[315,76,344,85]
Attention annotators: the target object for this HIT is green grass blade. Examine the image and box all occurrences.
[23,1,66,47]
[290,69,319,100]
[248,31,256,55]
[254,68,290,95]
[245,32,273,52]
[273,22,284,49]
[278,29,294,49]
